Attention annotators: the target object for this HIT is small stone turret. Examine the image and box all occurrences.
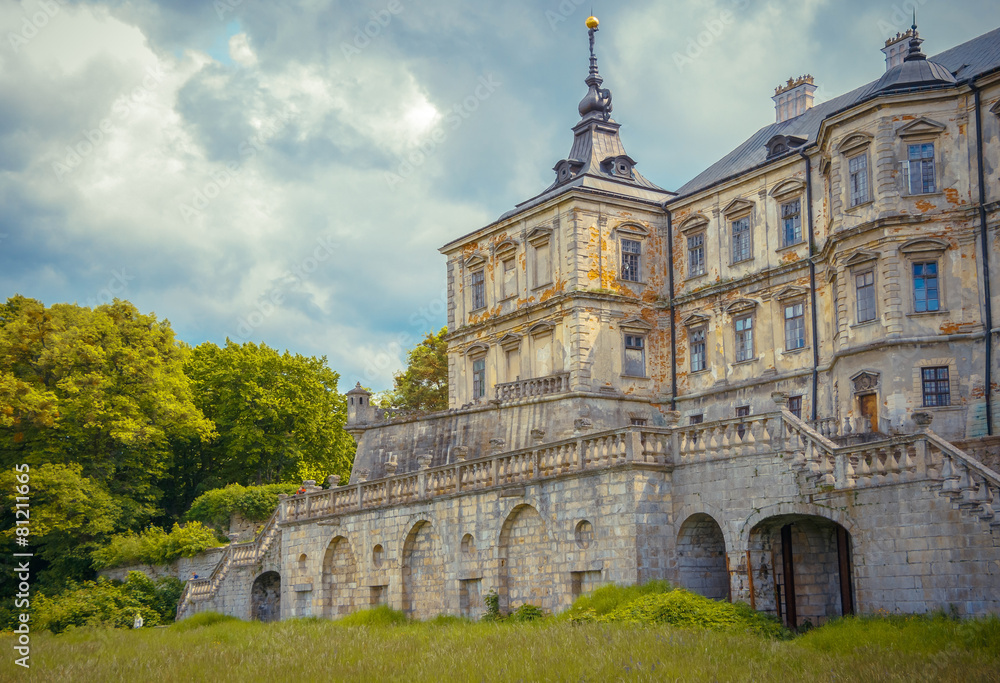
[346,382,374,426]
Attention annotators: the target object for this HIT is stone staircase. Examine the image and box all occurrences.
[175,509,282,620]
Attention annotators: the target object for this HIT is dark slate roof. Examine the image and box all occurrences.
[673,26,1000,199]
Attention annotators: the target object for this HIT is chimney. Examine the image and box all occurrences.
[772,75,816,124]
[882,29,914,70]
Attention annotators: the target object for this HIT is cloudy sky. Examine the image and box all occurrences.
[2,0,998,391]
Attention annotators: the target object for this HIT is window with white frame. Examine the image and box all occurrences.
[848,153,870,206]
[784,302,806,351]
[687,233,705,276]
[621,239,641,282]
[623,334,646,377]
[731,216,751,263]
[690,327,706,372]
[904,143,936,195]
[780,199,802,247]
[470,269,486,310]
[734,314,754,362]
[855,269,877,323]
[471,357,486,399]
[912,261,940,312]
[921,366,950,406]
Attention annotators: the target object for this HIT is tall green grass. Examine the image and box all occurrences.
[4,614,997,682]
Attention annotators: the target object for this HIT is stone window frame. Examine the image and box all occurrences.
[495,239,519,302]
[843,250,880,327]
[836,132,874,210]
[620,317,652,379]
[613,223,650,286]
[466,343,489,400]
[722,198,755,266]
[725,299,758,365]
[682,311,711,374]
[526,227,554,290]
[899,239,949,316]
[895,118,947,197]
[769,179,807,249]
[689,413,704,425]
[679,214,710,280]
[911,358,959,412]
[775,286,810,355]
[464,253,488,313]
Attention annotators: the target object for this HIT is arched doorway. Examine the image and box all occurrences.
[401,521,445,619]
[322,536,358,618]
[497,504,553,615]
[250,571,281,622]
[676,513,729,600]
[748,515,854,628]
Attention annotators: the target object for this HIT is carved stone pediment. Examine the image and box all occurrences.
[851,371,879,393]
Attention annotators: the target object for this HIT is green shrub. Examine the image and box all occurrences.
[335,605,408,627]
[508,603,545,623]
[173,611,241,631]
[597,588,788,638]
[91,522,222,569]
[185,483,300,529]
[559,580,674,622]
[482,589,502,622]
[33,571,182,633]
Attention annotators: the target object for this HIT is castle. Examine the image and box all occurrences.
[176,20,1000,626]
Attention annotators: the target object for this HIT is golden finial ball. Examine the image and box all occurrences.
[586,16,599,29]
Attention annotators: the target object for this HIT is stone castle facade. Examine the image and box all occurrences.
[176,22,1000,626]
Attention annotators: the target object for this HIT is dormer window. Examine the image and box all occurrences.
[601,155,636,179]
[765,134,806,160]
[553,159,584,184]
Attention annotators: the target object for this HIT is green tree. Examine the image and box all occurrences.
[0,296,215,529]
[384,327,448,412]
[175,341,354,493]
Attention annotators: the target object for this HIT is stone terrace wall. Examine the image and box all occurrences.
[277,464,670,620]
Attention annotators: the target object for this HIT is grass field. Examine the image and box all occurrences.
[2,611,999,682]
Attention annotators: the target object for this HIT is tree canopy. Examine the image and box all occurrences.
[0,296,356,605]
[383,327,448,412]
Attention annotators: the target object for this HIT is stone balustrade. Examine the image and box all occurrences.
[494,372,570,402]
[282,425,672,524]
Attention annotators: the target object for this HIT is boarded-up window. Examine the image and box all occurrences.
[534,333,552,377]
[534,241,551,287]
[624,334,645,377]
[502,258,517,299]
[505,346,520,382]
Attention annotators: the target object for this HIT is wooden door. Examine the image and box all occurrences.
[859,394,878,433]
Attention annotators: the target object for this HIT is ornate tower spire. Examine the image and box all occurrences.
[578,16,613,120]
[903,12,927,61]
